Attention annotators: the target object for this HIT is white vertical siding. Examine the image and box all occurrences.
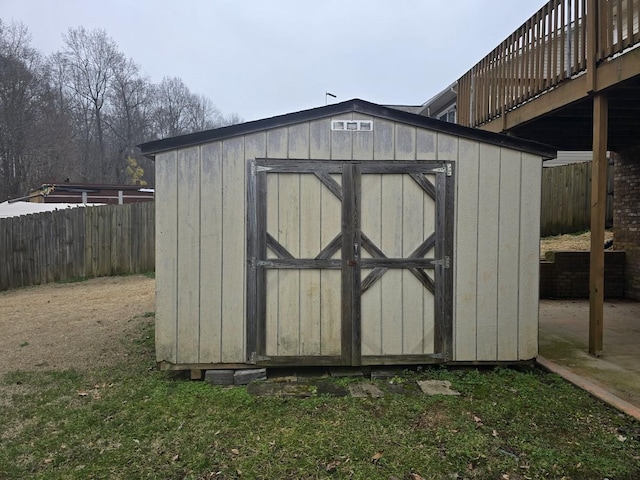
[518,153,542,359]
[176,147,201,364]
[454,139,480,360]
[360,169,437,357]
[353,115,374,160]
[395,124,416,160]
[299,174,322,355]
[293,124,324,355]
[373,119,395,160]
[264,168,332,357]
[265,128,288,357]
[199,142,223,363]
[497,149,522,360]
[416,129,437,159]
[331,113,353,159]
[266,127,287,158]
[281,126,308,355]
[288,123,309,158]
[402,176,425,354]
[453,142,542,361]
[380,174,403,354]
[436,133,458,161]
[155,151,178,364]
[475,144,500,361]
[319,192,342,356]
[320,150,342,356]
[277,172,301,355]
[310,119,330,159]
[360,172,382,356]
[220,137,246,363]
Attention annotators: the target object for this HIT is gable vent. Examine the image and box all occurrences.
[331,120,373,132]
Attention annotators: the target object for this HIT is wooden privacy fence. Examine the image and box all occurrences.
[541,161,613,236]
[0,202,155,291]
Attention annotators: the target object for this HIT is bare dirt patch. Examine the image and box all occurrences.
[413,403,451,430]
[0,275,154,376]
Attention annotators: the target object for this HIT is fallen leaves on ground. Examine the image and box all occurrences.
[371,451,383,464]
[325,460,340,472]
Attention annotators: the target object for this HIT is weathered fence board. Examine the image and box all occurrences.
[0,202,154,291]
[541,161,613,236]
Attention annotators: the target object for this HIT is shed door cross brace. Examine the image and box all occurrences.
[247,159,454,367]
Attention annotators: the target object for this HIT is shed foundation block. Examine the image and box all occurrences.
[204,369,235,385]
[234,368,267,385]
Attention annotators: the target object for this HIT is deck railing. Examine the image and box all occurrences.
[457,0,640,128]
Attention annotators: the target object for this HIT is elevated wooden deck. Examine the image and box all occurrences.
[452,0,640,355]
[457,0,640,151]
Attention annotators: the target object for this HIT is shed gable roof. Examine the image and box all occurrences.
[138,98,556,159]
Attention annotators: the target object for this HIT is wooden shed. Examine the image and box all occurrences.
[139,99,555,372]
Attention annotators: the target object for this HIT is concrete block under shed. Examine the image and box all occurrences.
[204,369,235,385]
[370,367,404,380]
[329,367,364,378]
[234,368,267,385]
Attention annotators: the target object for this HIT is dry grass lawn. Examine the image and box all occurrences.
[0,275,154,375]
[540,229,614,258]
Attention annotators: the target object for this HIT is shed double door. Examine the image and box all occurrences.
[247,159,454,366]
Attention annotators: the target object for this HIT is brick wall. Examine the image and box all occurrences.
[613,148,640,299]
[540,251,625,299]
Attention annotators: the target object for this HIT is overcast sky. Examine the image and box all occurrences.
[3,1,547,122]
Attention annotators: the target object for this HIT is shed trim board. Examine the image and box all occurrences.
[247,159,454,367]
[144,100,552,371]
[139,99,556,160]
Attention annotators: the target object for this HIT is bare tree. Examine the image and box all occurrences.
[57,27,126,181]
[45,52,83,181]
[223,112,244,126]
[0,23,241,195]
[150,76,193,138]
[150,76,241,139]
[188,93,225,132]
[0,20,75,200]
[0,20,36,198]
[104,57,152,182]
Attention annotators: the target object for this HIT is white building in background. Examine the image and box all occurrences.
[0,201,101,219]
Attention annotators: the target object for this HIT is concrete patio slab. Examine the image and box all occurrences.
[539,299,640,418]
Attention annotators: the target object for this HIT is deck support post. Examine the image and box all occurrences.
[589,92,608,356]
